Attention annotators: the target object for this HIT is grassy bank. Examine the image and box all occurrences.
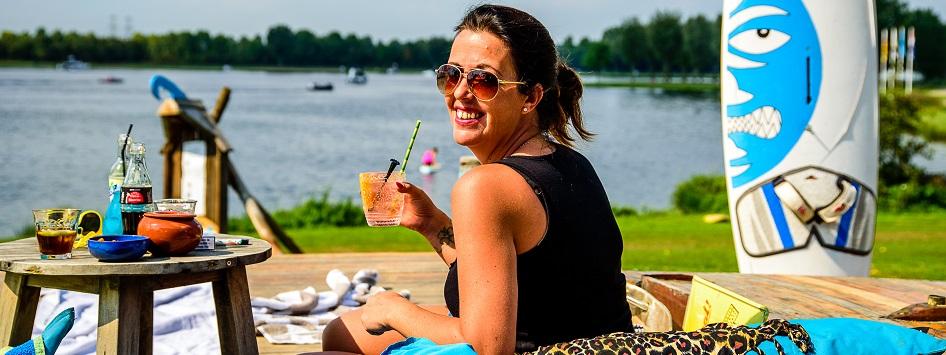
[918,89,946,143]
[2,212,943,280]
[261,212,945,280]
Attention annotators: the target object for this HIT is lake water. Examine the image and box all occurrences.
[0,67,729,235]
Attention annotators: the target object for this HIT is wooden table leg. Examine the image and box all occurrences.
[213,265,259,355]
[0,273,40,347]
[139,289,153,355]
[97,276,150,355]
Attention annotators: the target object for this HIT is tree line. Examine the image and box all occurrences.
[0,25,451,69]
[0,0,942,79]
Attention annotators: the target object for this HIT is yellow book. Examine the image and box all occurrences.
[682,275,769,331]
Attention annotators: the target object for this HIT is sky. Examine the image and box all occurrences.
[4,0,945,43]
[1,0,944,43]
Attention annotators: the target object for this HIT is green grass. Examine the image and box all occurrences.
[917,89,946,143]
[5,212,943,280]
[243,212,946,281]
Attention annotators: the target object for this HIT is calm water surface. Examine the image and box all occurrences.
[0,68,726,235]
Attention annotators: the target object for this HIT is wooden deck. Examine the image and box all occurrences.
[636,272,946,338]
[248,252,449,354]
[4,251,943,354]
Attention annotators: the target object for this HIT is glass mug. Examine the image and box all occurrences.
[32,209,82,259]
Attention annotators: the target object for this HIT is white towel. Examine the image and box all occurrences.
[32,284,220,355]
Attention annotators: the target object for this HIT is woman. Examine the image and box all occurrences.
[322,4,631,354]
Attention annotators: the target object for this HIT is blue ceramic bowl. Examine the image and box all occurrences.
[88,235,149,262]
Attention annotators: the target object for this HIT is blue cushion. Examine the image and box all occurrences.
[382,337,475,355]
[749,318,946,355]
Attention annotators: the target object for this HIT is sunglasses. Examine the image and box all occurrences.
[436,64,527,101]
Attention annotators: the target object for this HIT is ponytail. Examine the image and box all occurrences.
[538,62,593,147]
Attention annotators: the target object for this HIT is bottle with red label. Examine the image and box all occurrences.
[121,142,154,234]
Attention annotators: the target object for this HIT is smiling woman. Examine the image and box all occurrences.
[319,4,632,355]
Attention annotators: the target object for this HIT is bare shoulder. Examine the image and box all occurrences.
[452,163,533,208]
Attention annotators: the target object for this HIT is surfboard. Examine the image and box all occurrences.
[419,163,442,175]
[721,0,878,276]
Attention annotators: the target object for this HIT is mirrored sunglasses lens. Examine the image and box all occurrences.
[469,70,499,100]
[436,65,460,94]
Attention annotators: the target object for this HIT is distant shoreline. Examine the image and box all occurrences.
[584,80,719,93]
[0,60,376,73]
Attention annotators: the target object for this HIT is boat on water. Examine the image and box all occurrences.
[98,76,124,84]
[306,82,333,91]
[347,67,368,84]
[56,55,90,71]
[419,163,442,175]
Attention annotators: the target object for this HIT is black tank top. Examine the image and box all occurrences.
[443,144,632,351]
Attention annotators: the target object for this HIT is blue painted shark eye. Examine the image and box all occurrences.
[730,28,790,55]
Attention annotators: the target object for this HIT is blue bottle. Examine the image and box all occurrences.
[103,134,130,235]
[103,187,123,235]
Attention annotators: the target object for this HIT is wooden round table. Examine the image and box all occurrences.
[0,235,271,355]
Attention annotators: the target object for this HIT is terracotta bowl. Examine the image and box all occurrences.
[137,211,202,256]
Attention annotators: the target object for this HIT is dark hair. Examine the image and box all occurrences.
[456,4,593,147]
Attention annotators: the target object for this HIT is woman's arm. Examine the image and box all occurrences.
[376,166,542,354]
[453,165,542,354]
[396,181,458,265]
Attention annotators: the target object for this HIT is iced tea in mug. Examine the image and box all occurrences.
[359,171,405,227]
[32,209,81,259]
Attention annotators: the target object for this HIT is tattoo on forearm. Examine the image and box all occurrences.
[437,225,455,249]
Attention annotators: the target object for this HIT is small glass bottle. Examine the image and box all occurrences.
[103,134,132,234]
[120,142,154,234]
[108,134,133,197]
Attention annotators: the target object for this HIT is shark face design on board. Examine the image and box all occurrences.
[724,0,822,188]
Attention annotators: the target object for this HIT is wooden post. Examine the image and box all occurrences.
[156,87,300,253]
[157,95,229,233]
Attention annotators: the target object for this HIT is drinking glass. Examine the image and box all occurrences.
[32,209,81,259]
[154,199,197,213]
[359,171,405,227]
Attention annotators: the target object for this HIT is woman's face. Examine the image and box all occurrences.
[445,30,529,150]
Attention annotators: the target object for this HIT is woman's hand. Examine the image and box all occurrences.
[360,291,411,336]
[397,181,456,264]
[396,181,446,235]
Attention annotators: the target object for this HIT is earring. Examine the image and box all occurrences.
[522,107,528,112]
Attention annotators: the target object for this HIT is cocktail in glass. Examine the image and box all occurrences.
[359,171,405,227]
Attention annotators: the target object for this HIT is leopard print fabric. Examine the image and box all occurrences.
[526,319,814,355]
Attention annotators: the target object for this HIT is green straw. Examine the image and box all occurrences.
[400,120,422,173]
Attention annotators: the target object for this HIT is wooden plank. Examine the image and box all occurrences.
[149,271,219,290]
[140,290,154,355]
[0,273,40,347]
[213,266,259,355]
[638,272,946,339]
[0,237,271,276]
[640,274,692,330]
[247,252,449,354]
[97,277,146,355]
[26,274,100,294]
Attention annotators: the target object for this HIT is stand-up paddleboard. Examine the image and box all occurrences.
[419,163,442,175]
[721,0,878,276]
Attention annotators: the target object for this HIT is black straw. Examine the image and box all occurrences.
[121,124,133,177]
